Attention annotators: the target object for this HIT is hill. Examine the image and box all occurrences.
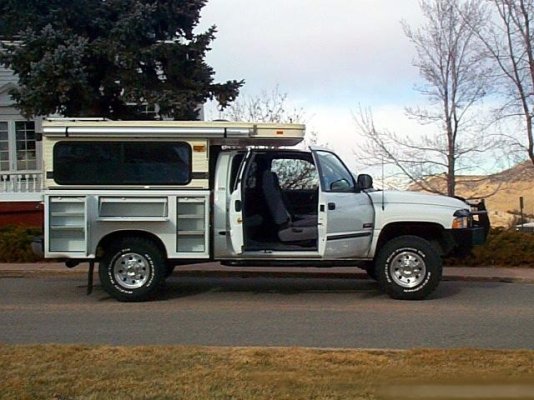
[409,161,534,227]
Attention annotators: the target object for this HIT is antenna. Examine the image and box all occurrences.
[381,157,385,210]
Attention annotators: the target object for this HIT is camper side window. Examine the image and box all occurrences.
[53,141,192,185]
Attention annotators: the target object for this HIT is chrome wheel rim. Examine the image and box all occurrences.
[113,252,150,289]
[389,251,426,288]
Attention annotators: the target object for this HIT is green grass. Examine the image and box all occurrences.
[1,345,534,399]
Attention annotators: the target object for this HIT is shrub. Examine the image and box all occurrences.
[0,225,42,263]
[0,225,532,266]
[446,229,534,267]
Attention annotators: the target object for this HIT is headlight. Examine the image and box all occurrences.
[452,209,472,229]
[452,216,469,229]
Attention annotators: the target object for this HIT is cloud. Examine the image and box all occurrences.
[199,0,424,103]
[200,0,434,172]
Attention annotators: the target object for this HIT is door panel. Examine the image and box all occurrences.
[229,188,244,254]
[313,150,375,258]
[228,151,250,255]
[321,191,374,258]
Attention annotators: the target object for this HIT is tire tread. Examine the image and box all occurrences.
[98,236,166,302]
[376,235,442,300]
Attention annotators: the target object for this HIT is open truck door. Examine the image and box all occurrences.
[228,150,252,255]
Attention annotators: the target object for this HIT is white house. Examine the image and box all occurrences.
[0,64,43,198]
[0,50,204,227]
[0,59,204,200]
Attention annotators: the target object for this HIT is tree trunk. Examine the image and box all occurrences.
[527,114,534,165]
[447,143,456,197]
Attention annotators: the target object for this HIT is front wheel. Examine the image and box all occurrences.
[99,237,167,302]
[375,235,442,300]
[365,266,378,280]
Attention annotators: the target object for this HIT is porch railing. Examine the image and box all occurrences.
[0,172,43,194]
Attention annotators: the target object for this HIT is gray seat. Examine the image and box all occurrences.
[262,171,317,242]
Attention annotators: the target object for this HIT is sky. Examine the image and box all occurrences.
[197,0,430,171]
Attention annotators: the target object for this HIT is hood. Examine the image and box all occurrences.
[367,190,468,210]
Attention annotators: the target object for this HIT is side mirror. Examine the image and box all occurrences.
[357,174,373,190]
[330,178,351,191]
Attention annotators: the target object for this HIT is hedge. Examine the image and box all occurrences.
[445,229,534,267]
[0,225,532,266]
[0,225,42,263]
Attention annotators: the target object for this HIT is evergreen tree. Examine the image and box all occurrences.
[0,0,243,120]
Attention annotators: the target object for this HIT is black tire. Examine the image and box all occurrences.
[375,235,442,300]
[365,266,378,280]
[99,237,167,302]
[164,265,175,278]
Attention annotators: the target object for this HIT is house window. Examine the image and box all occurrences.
[15,121,36,171]
[0,120,37,173]
[0,122,9,172]
[127,103,159,119]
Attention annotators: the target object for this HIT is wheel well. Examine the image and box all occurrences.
[96,230,168,260]
[376,222,451,256]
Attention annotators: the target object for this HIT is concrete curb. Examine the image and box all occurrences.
[1,264,533,284]
[441,275,534,284]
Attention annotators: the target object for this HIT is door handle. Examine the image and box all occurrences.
[235,200,242,212]
[328,202,336,210]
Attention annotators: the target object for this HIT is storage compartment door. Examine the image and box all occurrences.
[177,196,208,255]
[46,196,87,257]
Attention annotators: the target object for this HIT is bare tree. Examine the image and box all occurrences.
[217,86,305,123]
[217,85,326,147]
[355,0,493,196]
[477,0,534,165]
[217,86,323,188]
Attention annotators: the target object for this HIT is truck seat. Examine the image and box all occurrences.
[261,171,317,242]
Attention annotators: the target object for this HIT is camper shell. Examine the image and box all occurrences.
[35,118,489,301]
[41,119,305,259]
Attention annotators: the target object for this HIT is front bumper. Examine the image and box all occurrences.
[450,226,487,247]
[448,199,491,254]
[468,199,491,241]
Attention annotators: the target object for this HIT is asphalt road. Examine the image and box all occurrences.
[1,275,533,349]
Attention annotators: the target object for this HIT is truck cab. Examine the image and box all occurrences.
[36,119,489,301]
[213,148,374,261]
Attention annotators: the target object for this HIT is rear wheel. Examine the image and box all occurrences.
[99,237,166,302]
[375,235,442,300]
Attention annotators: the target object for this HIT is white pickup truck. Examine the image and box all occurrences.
[32,119,489,301]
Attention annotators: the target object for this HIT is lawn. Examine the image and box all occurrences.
[1,345,534,399]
